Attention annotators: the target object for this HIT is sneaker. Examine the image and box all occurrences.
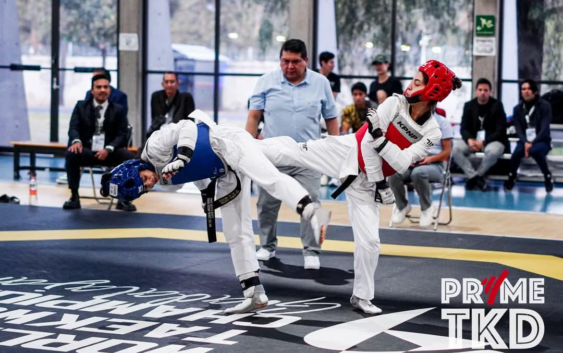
[328,178,341,187]
[304,256,320,270]
[350,295,382,315]
[256,248,275,261]
[545,174,554,193]
[303,204,331,245]
[476,176,489,191]
[419,205,435,227]
[56,175,68,185]
[504,176,515,191]
[465,176,478,190]
[391,204,412,224]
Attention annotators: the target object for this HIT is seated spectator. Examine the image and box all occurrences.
[505,79,554,192]
[389,110,453,227]
[147,72,195,138]
[317,51,340,99]
[341,82,374,134]
[64,74,136,211]
[368,54,402,104]
[85,68,128,117]
[452,78,508,191]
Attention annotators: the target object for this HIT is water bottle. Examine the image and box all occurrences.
[29,175,38,206]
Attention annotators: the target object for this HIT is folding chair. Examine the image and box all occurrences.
[389,153,453,231]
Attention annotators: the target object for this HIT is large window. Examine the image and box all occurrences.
[0,0,52,144]
[145,0,290,130]
[58,0,118,143]
[395,0,473,122]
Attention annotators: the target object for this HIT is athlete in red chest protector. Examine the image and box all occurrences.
[259,60,462,314]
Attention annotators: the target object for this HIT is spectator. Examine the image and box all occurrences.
[452,78,508,191]
[505,79,554,192]
[246,39,338,271]
[389,111,453,227]
[147,72,195,138]
[317,51,340,99]
[85,68,128,117]
[64,74,136,211]
[341,82,374,133]
[368,54,402,104]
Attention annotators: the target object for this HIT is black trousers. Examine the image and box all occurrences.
[509,141,551,176]
[65,147,135,191]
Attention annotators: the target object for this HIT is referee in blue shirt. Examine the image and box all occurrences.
[246,39,338,270]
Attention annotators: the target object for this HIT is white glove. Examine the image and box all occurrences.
[367,108,381,132]
[162,154,190,176]
[375,186,395,205]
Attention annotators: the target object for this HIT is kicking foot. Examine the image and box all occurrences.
[303,204,331,245]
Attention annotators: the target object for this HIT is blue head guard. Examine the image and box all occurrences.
[100,159,156,201]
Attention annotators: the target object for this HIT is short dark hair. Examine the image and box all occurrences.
[163,72,179,81]
[521,79,538,93]
[475,78,492,90]
[319,51,335,65]
[351,82,367,94]
[280,39,307,59]
[93,68,111,82]
[91,74,110,88]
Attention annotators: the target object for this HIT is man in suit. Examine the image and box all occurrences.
[85,68,128,117]
[63,74,136,211]
[147,72,195,138]
[452,78,508,191]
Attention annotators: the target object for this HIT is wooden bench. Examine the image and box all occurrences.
[10,141,138,180]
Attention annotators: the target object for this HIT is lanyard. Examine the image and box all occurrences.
[525,106,535,125]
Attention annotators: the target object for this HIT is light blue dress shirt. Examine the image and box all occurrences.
[249,68,337,142]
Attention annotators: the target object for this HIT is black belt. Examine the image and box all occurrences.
[330,174,358,199]
[203,170,242,243]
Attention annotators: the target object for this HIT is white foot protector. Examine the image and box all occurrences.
[303,203,331,245]
[350,295,382,315]
[224,293,268,314]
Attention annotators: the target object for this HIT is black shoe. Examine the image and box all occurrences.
[504,177,515,192]
[476,176,489,191]
[545,174,554,193]
[465,176,478,190]
[116,200,137,212]
[63,197,81,210]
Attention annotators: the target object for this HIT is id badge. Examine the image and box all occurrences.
[476,130,485,142]
[92,134,105,151]
[526,128,536,142]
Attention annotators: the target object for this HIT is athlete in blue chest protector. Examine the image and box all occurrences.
[101,110,331,314]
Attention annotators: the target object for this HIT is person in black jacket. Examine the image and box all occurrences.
[505,79,554,192]
[452,78,508,191]
[63,74,136,211]
[147,72,195,138]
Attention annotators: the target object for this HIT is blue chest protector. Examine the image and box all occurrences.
[167,123,227,185]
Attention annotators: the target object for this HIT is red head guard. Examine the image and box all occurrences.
[405,60,456,102]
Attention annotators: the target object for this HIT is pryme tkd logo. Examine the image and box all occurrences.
[305,270,546,352]
[442,269,545,350]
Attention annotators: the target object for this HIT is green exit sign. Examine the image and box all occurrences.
[476,15,495,36]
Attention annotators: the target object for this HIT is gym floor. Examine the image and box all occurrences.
[0,154,562,352]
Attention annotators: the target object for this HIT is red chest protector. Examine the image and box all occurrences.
[355,120,417,177]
